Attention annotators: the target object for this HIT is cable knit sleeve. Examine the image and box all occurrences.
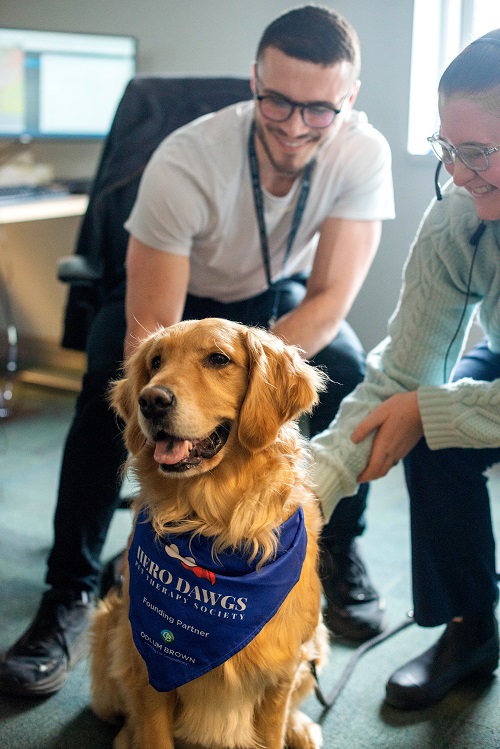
[418,379,500,449]
[310,185,500,521]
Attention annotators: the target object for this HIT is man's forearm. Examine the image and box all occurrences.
[272,292,343,359]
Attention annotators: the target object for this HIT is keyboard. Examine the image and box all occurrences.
[0,182,71,204]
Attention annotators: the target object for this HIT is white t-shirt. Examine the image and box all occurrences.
[125,100,394,303]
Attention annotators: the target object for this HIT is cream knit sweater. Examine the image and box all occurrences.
[311,182,500,521]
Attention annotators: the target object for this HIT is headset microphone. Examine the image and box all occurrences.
[434,160,443,201]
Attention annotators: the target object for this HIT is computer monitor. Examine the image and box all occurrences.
[0,28,137,139]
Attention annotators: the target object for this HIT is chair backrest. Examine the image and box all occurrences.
[62,75,252,351]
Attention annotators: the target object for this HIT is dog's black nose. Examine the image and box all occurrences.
[139,386,175,420]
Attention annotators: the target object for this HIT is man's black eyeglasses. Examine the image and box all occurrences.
[255,86,350,129]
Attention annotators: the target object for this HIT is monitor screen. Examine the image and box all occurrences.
[0,28,137,139]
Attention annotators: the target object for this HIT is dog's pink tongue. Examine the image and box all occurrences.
[154,438,193,465]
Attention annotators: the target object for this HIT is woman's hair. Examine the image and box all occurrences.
[439,29,500,111]
[256,4,361,77]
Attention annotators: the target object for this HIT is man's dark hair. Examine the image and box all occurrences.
[256,4,361,77]
[439,28,500,106]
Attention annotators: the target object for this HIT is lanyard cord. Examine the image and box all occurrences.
[248,121,315,325]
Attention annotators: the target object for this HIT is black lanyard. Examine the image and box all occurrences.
[248,121,315,324]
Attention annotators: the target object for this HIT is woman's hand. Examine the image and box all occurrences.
[351,391,423,482]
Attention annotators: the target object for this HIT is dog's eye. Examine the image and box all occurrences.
[151,355,162,371]
[206,352,232,368]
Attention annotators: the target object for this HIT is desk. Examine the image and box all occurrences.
[0,194,88,415]
[0,194,88,225]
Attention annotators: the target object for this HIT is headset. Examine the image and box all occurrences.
[442,218,485,382]
[434,157,486,382]
[436,34,500,380]
[432,104,489,381]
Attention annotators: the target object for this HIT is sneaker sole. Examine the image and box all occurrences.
[0,663,71,697]
[0,632,89,698]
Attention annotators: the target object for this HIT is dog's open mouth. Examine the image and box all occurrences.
[153,421,231,473]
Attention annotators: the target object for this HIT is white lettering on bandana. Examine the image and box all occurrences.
[128,506,307,692]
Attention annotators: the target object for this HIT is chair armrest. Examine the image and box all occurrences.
[57,255,103,286]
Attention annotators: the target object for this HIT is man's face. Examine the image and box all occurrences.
[251,47,358,179]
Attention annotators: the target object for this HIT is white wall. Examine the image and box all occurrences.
[0,0,437,353]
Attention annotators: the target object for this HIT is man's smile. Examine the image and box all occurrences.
[270,128,320,151]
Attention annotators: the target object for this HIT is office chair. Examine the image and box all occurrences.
[56,75,252,594]
[0,270,17,418]
[57,74,252,352]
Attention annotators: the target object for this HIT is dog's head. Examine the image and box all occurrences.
[111,318,327,477]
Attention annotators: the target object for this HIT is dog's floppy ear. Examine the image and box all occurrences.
[108,358,147,456]
[238,327,328,452]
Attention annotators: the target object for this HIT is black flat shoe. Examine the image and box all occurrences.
[385,612,499,710]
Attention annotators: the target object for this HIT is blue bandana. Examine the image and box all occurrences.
[128,506,307,692]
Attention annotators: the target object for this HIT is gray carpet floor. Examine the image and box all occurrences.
[1,382,499,749]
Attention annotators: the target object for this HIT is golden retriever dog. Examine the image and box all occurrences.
[90,318,329,749]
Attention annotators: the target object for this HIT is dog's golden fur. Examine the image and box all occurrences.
[90,318,329,749]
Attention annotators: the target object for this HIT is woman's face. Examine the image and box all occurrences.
[439,95,500,220]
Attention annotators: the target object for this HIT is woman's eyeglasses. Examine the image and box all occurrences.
[427,132,500,172]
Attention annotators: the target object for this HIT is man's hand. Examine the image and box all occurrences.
[351,391,423,482]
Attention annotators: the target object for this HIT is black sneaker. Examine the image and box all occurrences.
[0,589,94,697]
[321,539,386,642]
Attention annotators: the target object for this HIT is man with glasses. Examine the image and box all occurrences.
[125,3,393,642]
[0,5,394,697]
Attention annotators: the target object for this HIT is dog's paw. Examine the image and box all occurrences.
[285,709,323,749]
